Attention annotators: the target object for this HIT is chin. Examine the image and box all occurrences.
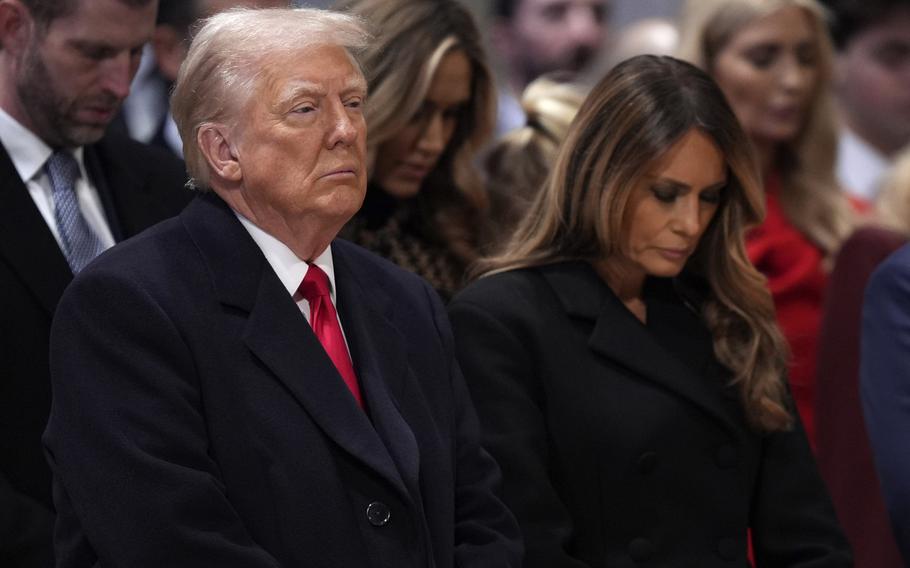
[380,178,422,200]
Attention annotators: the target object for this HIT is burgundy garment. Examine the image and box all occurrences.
[816,225,907,568]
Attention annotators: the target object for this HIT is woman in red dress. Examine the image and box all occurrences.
[678,0,854,446]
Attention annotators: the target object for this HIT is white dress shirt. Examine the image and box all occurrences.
[236,213,348,339]
[0,107,116,252]
[837,127,891,203]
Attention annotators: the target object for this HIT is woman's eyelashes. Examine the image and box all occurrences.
[650,184,724,204]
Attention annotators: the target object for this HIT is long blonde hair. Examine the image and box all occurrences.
[333,0,496,263]
[478,55,793,432]
[677,0,852,259]
[484,75,585,243]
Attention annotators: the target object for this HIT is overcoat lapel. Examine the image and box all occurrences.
[83,142,128,242]
[0,144,72,314]
[333,241,422,498]
[541,262,739,434]
[182,193,411,500]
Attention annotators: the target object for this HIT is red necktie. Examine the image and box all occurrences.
[297,264,364,408]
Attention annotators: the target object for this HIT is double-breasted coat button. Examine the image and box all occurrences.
[714,443,738,469]
[716,537,738,561]
[366,501,391,527]
[637,451,658,475]
[628,537,654,562]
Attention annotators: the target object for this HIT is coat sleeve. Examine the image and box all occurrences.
[422,283,524,567]
[861,250,910,563]
[43,268,282,568]
[748,405,854,567]
[448,295,591,568]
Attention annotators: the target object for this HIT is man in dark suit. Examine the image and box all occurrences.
[861,242,910,565]
[0,0,189,565]
[43,7,522,567]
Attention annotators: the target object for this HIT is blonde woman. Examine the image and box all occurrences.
[450,55,850,567]
[335,0,495,301]
[677,0,854,446]
[484,75,584,244]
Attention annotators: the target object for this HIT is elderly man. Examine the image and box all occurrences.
[0,0,189,565]
[44,8,522,567]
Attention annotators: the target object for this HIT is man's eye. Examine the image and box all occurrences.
[81,47,114,61]
[293,105,315,114]
[345,99,362,109]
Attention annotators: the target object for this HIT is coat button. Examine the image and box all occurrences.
[628,537,653,562]
[637,451,658,475]
[715,443,738,469]
[366,501,391,527]
[716,537,739,561]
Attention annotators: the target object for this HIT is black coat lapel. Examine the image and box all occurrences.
[540,262,739,434]
[333,241,421,497]
[181,194,410,499]
[83,142,125,242]
[0,143,72,314]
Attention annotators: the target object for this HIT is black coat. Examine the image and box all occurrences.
[43,193,522,567]
[449,261,851,568]
[0,134,190,567]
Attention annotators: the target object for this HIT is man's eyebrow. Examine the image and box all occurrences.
[278,77,368,103]
[68,38,145,53]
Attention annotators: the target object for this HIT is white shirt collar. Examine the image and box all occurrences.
[0,106,87,183]
[235,212,338,303]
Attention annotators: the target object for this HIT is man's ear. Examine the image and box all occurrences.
[0,0,33,56]
[197,123,242,183]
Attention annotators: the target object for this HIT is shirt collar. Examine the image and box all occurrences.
[235,212,338,303]
[0,106,87,183]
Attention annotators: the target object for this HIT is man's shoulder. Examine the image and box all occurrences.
[867,242,910,304]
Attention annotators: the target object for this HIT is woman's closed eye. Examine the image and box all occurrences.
[651,185,680,203]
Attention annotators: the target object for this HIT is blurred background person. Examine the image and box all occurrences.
[0,0,191,565]
[484,75,584,244]
[118,0,289,155]
[335,0,495,301]
[599,17,679,70]
[814,150,910,568]
[677,0,854,447]
[450,54,851,568]
[822,0,910,205]
[489,0,611,134]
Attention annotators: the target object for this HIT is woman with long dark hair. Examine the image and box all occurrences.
[450,55,850,567]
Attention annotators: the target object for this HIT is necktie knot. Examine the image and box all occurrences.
[298,264,331,302]
[46,150,81,191]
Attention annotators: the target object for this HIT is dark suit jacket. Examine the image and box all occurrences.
[0,134,190,567]
[816,226,907,568]
[861,242,910,564]
[43,192,522,567]
[449,262,852,568]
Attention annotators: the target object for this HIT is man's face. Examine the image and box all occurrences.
[505,0,609,82]
[230,44,368,233]
[836,7,910,156]
[16,0,156,147]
